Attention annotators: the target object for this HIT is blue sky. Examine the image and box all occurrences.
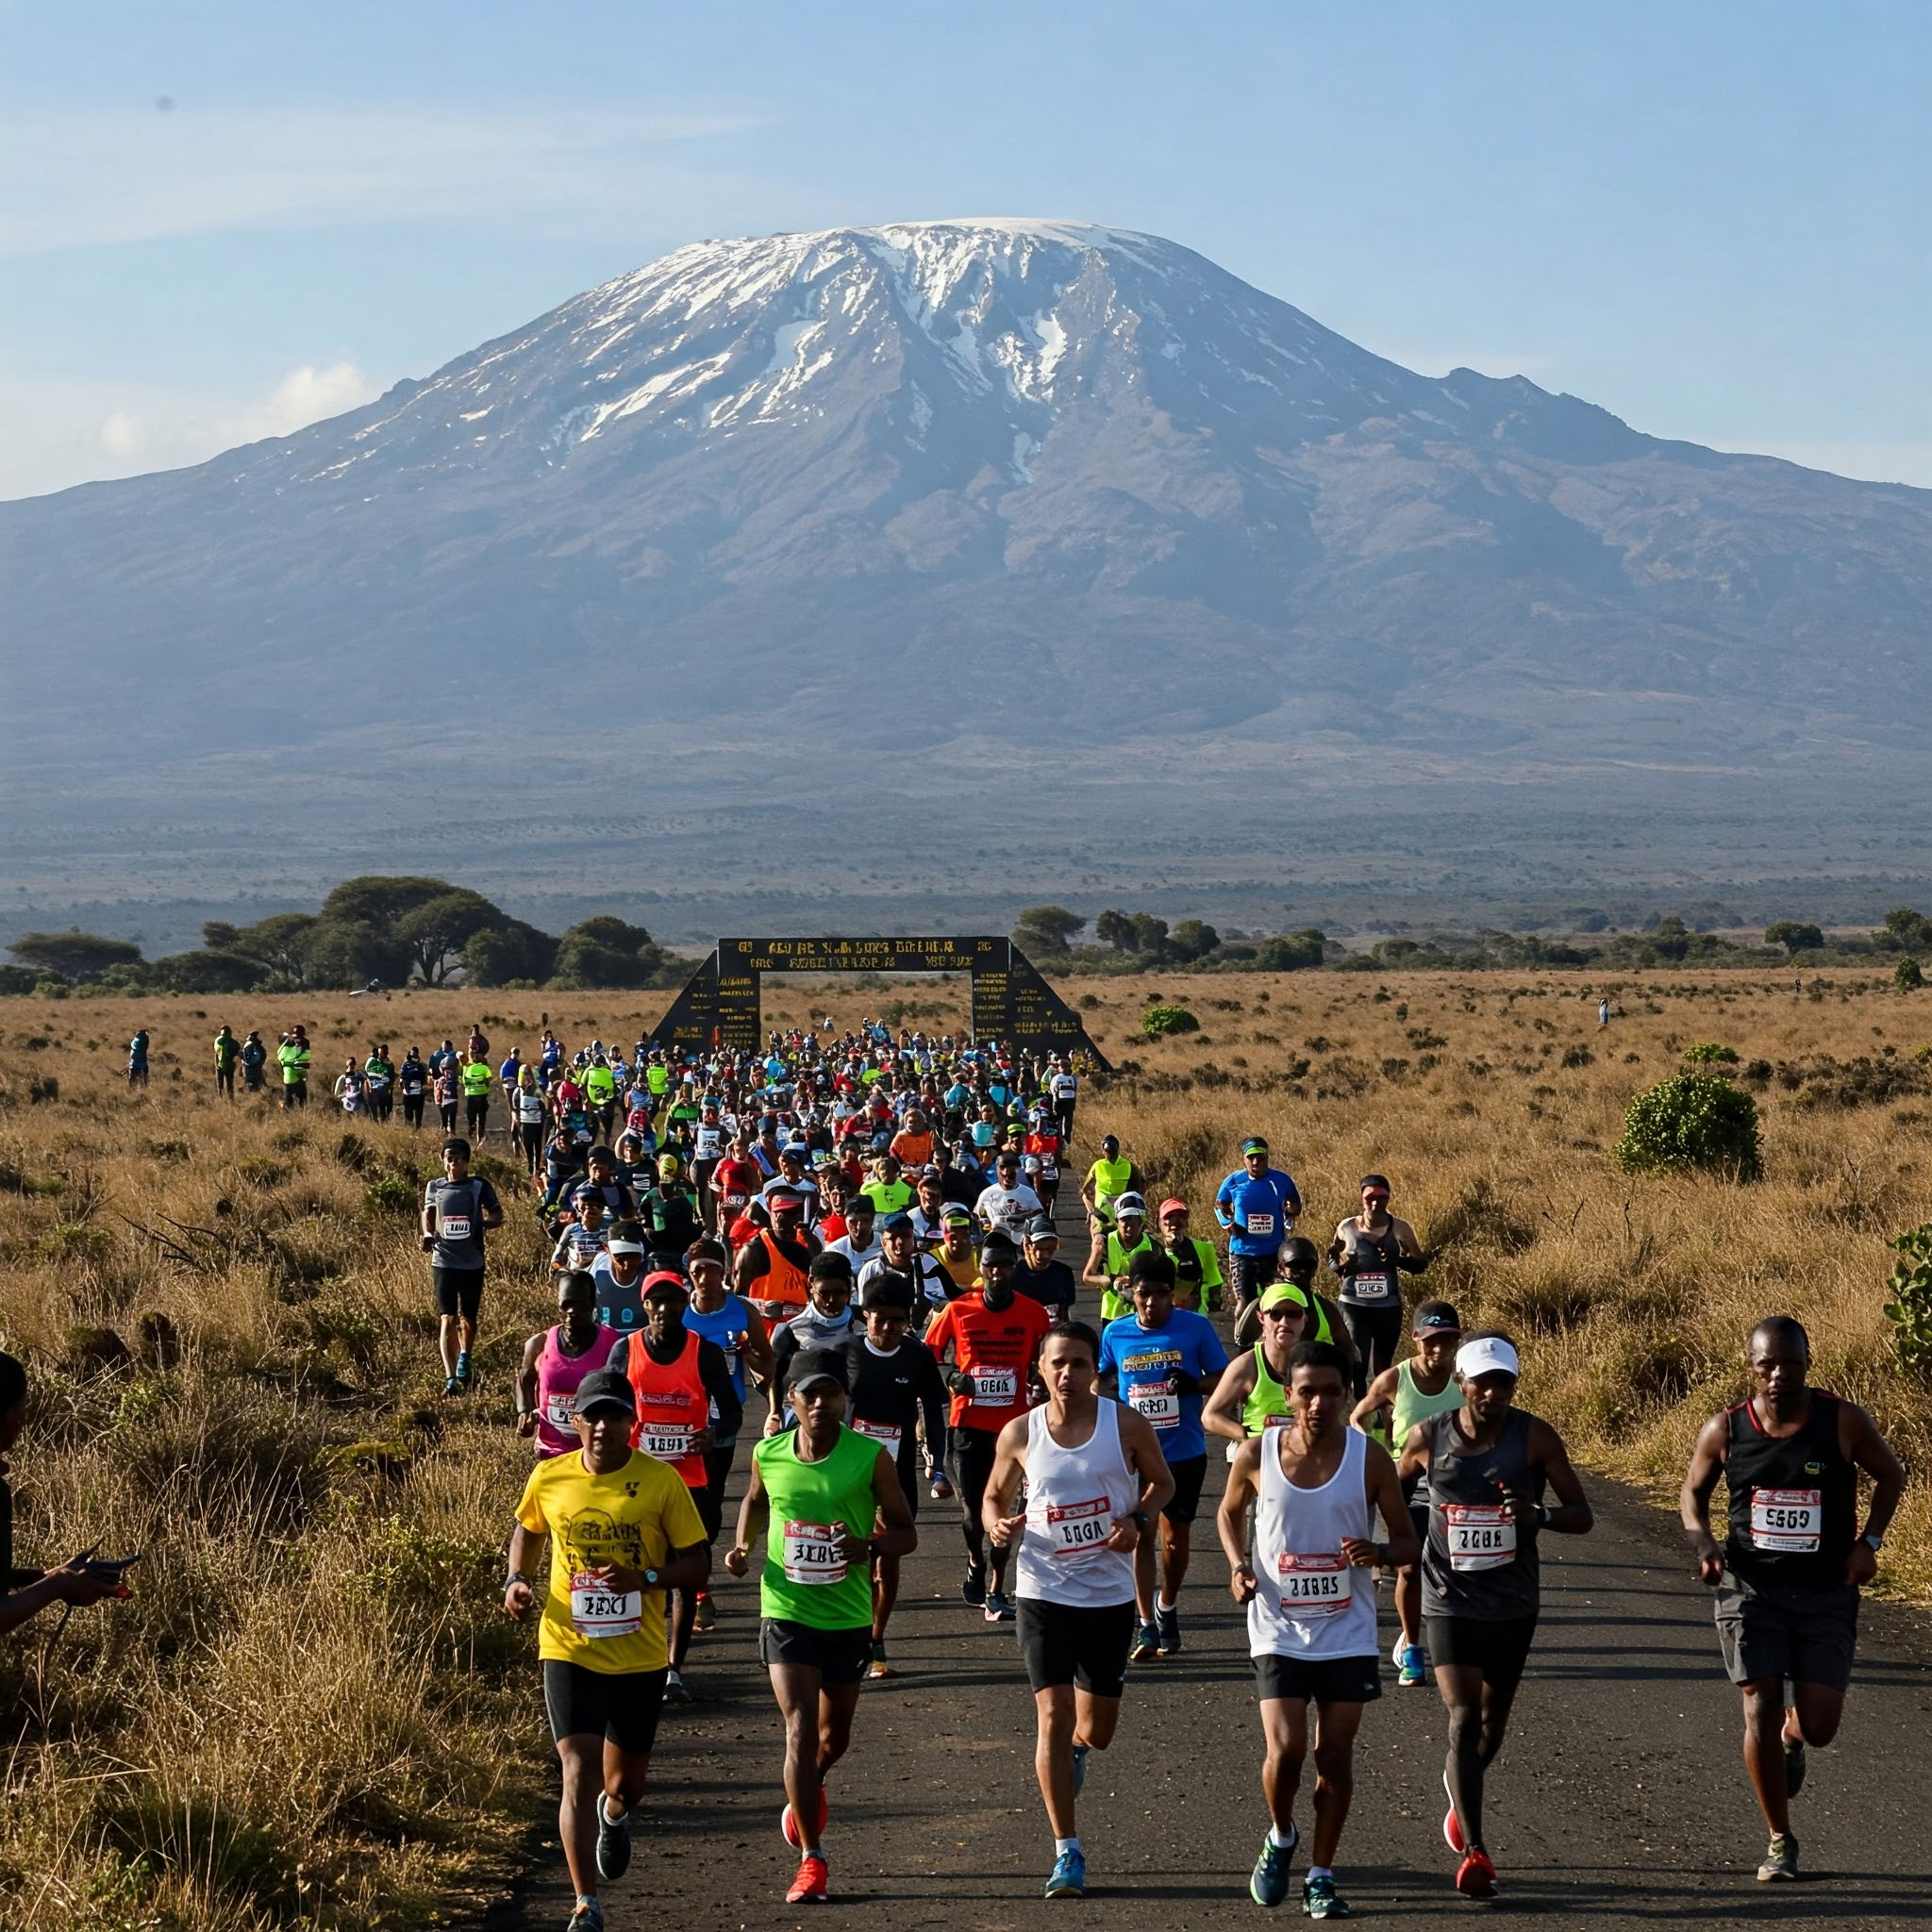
[2,0,1926,498]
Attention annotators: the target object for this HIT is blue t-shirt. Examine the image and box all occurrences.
[1098,1310,1228,1463]
[685,1294,756,1423]
[1215,1168,1302,1256]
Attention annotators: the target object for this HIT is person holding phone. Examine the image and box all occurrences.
[1,1351,137,1637]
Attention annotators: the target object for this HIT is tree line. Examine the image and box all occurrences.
[1,877,674,995]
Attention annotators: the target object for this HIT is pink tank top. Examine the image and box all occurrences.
[534,1324,622,1456]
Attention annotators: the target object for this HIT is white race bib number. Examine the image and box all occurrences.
[569,1573,641,1638]
[441,1214,472,1241]
[1045,1497,1113,1557]
[1443,1504,1518,1571]
[1245,1211,1274,1236]
[1127,1382,1179,1428]
[1351,1271,1393,1301]
[1275,1550,1353,1614]
[1750,1488,1823,1554]
[543,1392,575,1428]
[782,1520,848,1585]
[969,1368,1018,1407]
[851,1417,903,1457]
[640,1424,691,1459]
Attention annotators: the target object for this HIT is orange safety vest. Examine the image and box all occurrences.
[753,1230,810,1312]
[625,1330,710,1491]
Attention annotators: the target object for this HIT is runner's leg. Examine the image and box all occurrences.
[1308,1699,1365,1869]
[1259,1695,1308,1839]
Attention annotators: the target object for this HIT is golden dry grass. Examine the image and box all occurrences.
[0,968,1926,1925]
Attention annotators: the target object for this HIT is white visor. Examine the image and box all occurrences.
[1457,1337,1520,1381]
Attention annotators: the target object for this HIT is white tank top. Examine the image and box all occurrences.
[1247,1424,1379,1659]
[1014,1398,1140,1609]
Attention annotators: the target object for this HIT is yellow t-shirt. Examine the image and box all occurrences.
[514,1449,705,1674]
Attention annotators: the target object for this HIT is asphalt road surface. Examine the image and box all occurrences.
[495,1430,1931,1932]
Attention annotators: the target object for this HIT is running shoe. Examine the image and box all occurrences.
[441,1375,461,1397]
[1071,1743,1090,1797]
[1044,1849,1086,1899]
[1455,1850,1497,1900]
[1301,1873,1351,1918]
[1250,1825,1296,1907]
[984,1590,1016,1624]
[594,1797,631,1881]
[1129,1621,1162,1664]
[786,1854,830,1903]
[867,1640,892,1680]
[1398,1644,1426,1688]
[1391,1631,1407,1668]
[1441,1772,1463,1855]
[1757,1832,1800,1882]
[931,1474,955,1502]
[662,1669,691,1706]
[779,1787,829,1849]
[455,1350,473,1388]
[692,1591,716,1632]
[961,1564,987,1607]
[1155,1604,1182,1654]
[566,1898,605,1932]
[1784,1737,1807,1799]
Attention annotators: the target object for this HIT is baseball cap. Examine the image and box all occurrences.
[1412,1300,1462,1335]
[879,1209,916,1232]
[1456,1336,1520,1381]
[1258,1283,1312,1314]
[1025,1217,1060,1241]
[658,1153,682,1176]
[767,1185,804,1209]
[787,1348,849,1393]
[1114,1191,1146,1217]
[941,1204,974,1225]
[641,1270,687,1302]
[573,1369,636,1416]
[1157,1196,1189,1218]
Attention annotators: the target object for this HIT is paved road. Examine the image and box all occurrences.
[495,1437,1931,1932]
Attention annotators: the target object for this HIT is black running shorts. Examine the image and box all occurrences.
[432,1266,484,1321]
[1016,1596,1136,1700]
[1253,1651,1383,1706]
[1163,1453,1208,1525]
[541,1658,665,1754]
[1714,1574,1857,1693]
[758,1618,872,1686]
[1423,1613,1538,1692]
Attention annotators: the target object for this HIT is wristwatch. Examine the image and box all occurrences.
[1131,1509,1150,1530]
[1861,1531,1883,1553]
[504,1570,533,1591]
[642,1566,661,1587]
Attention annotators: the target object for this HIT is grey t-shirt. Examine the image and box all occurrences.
[425,1174,500,1271]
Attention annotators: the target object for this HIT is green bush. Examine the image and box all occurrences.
[1615,1073,1762,1181]
[1895,958,1924,992]
[1681,1041,1740,1064]
[1140,1004,1200,1039]
[1883,1224,1932,1384]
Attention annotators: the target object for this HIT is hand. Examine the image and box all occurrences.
[763,1409,785,1437]
[1690,1535,1724,1587]
[1844,1540,1878,1588]
[688,1424,716,1457]
[420,1234,435,1252]
[1168,1370,1201,1396]
[946,1369,975,1398]
[1229,1563,1258,1605]
[723,1543,750,1578]
[834,1528,874,1562]
[1500,1491,1539,1525]
[1103,1516,1141,1554]
[516,1411,539,1439]
[502,1578,536,1621]
[930,1474,955,1501]
[1341,1537,1380,1570]
[51,1559,120,1607]
[586,1561,646,1594]
[990,1511,1026,1549]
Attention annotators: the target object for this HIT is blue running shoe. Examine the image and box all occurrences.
[1251,1824,1297,1907]
[1302,1873,1351,1918]
[1398,1644,1426,1688]
[1045,1849,1086,1899]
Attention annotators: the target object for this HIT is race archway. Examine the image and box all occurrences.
[649,936,1109,1069]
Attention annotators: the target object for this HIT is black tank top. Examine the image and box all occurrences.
[1421,1407,1542,1622]
[1339,1223,1402,1308]
[1723,1392,1857,1590]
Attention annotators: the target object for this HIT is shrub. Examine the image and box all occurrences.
[1883,1224,1932,1384]
[1141,1004,1199,1039]
[1682,1041,1740,1064]
[1615,1074,1762,1181]
[1896,958,1924,992]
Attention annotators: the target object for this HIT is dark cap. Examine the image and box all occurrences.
[879,1209,915,1232]
[574,1369,636,1416]
[1025,1217,1060,1241]
[786,1348,849,1393]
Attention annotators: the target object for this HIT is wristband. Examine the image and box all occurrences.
[1861,1530,1883,1552]
[1536,1504,1552,1528]
[504,1570,533,1591]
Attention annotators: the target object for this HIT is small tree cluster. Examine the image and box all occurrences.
[1616,1073,1762,1182]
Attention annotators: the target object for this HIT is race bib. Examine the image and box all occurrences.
[1044,1496,1114,1557]
[640,1424,691,1459]
[1443,1504,1518,1571]
[1275,1550,1352,1614]
[543,1391,575,1429]
[969,1368,1018,1407]
[1351,1271,1393,1301]
[782,1521,848,1585]
[1750,1487,1823,1554]
[1127,1382,1179,1428]
[440,1214,472,1241]
[1245,1211,1274,1236]
[851,1417,903,1457]
[569,1572,641,1639]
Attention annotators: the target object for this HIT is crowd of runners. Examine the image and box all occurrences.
[49,1017,1905,1923]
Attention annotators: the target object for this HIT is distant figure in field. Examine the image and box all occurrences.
[1597,998,1610,1028]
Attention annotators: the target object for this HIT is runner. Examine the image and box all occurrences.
[840,1272,949,1677]
[975,1149,1045,1243]
[933,1206,982,1299]
[396,1045,426,1127]
[1078,1134,1141,1236]
[682,1234,774,1632]
[240,1028,268,1096]
[1205,1280,1344,1455]
[769,1254,860,1395]
[924,1234,1052,1622]
[364,1042,394,1123]
[126,1027,150,1090]
[733,1187,820,1326]
[1234,1237,1354,1358]
[1048,1058,1079,1142]
[1218,1340,1419,1917]
[858,1211,954,1317]
[606,1273,741,1705]
[503,1368,709,1932]
[1328,1174,1427,1400]
[1679,1314,1905,1882]
[419,1137,504,1395]
[1350,1300,1462,1685]
[1015,1218,1078,1323]
[1395,1332,1594,1899]
[1082,1192,1157,1323]
[517,1272,624,1457]
[461,1051,494,1140]
[1156,1196,1224,1314]
[511,1068,548,1177]
[982,1319,1174,1898]
[1096,1249,1228,1660]
[1215,1137,1302,1326]
[723,1350,918,1903]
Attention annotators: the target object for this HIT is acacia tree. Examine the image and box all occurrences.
[6,929,142,982]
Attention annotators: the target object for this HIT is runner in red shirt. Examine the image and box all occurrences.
[711,1134,762,1243]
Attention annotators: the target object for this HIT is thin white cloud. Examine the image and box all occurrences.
[0,104,765,258]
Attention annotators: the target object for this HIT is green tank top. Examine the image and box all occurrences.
[1241,1344,1293,1436]
[1099,1230,1158,1322]
[1090,1156,1132,1206]
[1391,1357,1462,1445]
[753,1424,879,1630]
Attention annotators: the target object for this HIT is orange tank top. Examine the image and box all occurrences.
[625,1330,710,1489]
[754,1230,810,1311]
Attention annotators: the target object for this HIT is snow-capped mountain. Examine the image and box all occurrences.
[3,219,1929,899]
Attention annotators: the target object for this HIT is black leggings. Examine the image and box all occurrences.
[1339,1300,1405,1399]
[952,1427,1007,1579]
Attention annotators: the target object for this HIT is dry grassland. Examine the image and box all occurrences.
[0,969,1926,1927]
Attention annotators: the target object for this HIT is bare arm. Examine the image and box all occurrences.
[1119,1404,1176,1524]
[1080,1230,1111,1291]
[1216,1437,1263,1599]
[1349,1364,1400,1439]
[1843,1402,1907,1587]
[982,1414,1030,1546]
[1204,1351,1257,1443]
[515,1332,544,1435]
[861,1448,918,1560]
[724,1457,770,1575]
[1678,1411,1729,1585]
[1360,1441,1423,1569]
[1526,1418,1593,1534]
